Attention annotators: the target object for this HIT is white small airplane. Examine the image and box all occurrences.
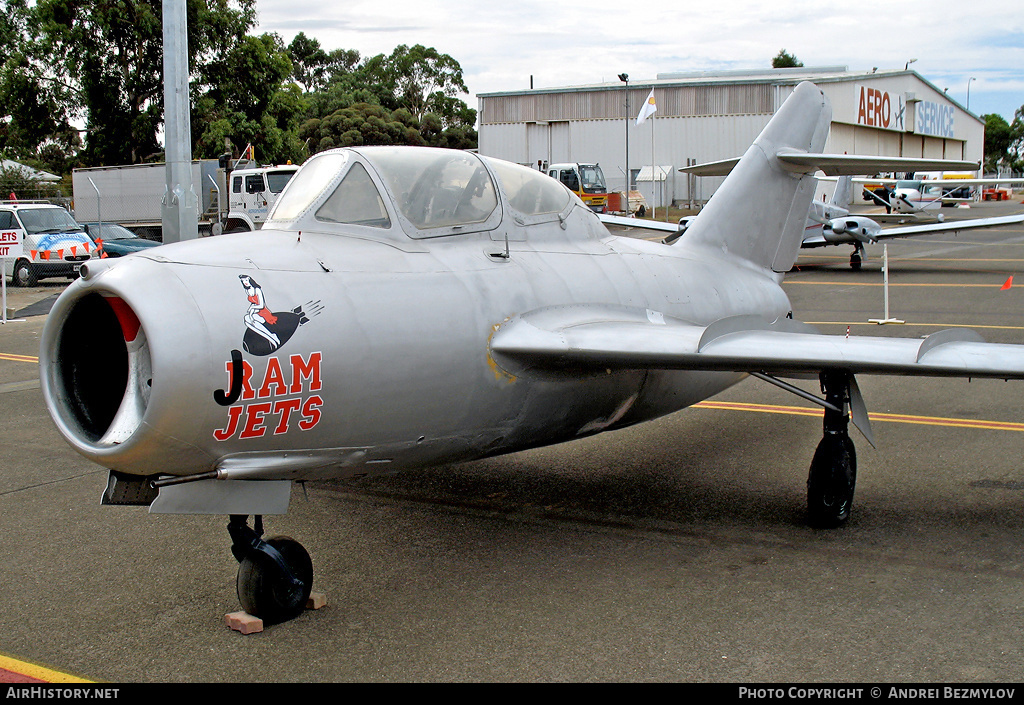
[807,176,1024,269]
[606,171,1024,270]
[863,176,1024,217]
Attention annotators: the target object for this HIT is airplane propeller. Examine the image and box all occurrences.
[862,186,892,209]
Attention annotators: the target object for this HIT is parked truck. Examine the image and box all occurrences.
[546,163,608,213]
[71,155,299,239]
[221,160,300,232]
[72,160,218,239]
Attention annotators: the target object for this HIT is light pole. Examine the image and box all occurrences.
[905,58,917,71]
[618,73,630,207]
[967,77,976,111]
[162,0,199,243]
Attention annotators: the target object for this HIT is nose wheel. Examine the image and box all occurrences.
[849,245,864,271]
[228,515,313,624]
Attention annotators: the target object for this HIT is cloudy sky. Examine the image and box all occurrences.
[254,0,1024,122]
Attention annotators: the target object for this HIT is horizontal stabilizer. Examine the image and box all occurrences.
[776,153,978,176]
[678,157,740,177]
[681,154,980,177]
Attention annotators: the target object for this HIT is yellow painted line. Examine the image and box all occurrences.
[0,352,38,363]
[890,257,1024,263]
[0,653,92,683]
[697,401,821,418]
[797,255,1024,262]
[804,321,1024,331]
[785,281,1009,287]
[694,400,1024,433]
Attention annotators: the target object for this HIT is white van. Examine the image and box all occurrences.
[0,203,96,286]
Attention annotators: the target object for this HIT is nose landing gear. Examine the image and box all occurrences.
[849,244,864,270]
[228,515,313,624]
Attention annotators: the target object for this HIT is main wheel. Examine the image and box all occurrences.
[236,535,313,624]
[807,434,857,528]
[850,252,862,271]
[12,259,36,287]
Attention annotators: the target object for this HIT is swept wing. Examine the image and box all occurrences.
[490,307,1024,381]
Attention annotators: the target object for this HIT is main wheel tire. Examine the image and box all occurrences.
[807,434,857,528]
[236,535,313,624]
[12,259,36,287]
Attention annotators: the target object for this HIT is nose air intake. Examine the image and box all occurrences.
[53,293,151,444]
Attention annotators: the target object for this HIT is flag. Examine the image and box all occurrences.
[635,88,657,126]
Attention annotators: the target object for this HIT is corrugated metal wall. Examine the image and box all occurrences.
[481,83,776,125]
[478,75,983,206]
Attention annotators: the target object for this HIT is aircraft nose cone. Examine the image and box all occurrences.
[40,258,215,476]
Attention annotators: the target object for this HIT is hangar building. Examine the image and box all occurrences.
[476,67,983,209]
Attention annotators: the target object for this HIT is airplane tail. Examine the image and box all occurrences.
[831,174,854,210]
[680,81,831,274]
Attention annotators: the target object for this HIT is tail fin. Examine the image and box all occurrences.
[831,175,854,210]
[808,174,854,224]
[680,81,831,274]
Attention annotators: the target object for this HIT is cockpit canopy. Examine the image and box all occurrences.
[266,146,577,239]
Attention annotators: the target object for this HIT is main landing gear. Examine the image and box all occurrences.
[807,372,857,528]
[228,515,313,624]
[753,369,870,527]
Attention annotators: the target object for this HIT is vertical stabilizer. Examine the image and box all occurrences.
[831,174,854,210]
[680,82,831,274]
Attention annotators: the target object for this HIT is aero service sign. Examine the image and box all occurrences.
[855,84,905,132]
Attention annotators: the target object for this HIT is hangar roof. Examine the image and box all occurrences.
[477,67,978,123]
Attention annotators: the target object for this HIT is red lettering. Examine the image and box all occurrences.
[290,351,322,394]
[258,357,288,398]
[239,402,273,439]
[216,353,325,440]
[298,395,323,431]
[213,406,243,441]
[858,86,867,124]
[881,93,891,128]
[223,359,257,401]
[272,398,303,434]
[240,360,256,400]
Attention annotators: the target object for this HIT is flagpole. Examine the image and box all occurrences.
[652,104,656,220]
[635,87,658,218]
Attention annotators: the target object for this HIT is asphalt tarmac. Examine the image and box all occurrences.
[3,200,1024,683]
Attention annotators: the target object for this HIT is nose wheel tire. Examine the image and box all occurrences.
[236,535,313,624]
[807,433,857,528]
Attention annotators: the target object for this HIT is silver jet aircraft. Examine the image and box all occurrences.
[39,82,1024,624]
